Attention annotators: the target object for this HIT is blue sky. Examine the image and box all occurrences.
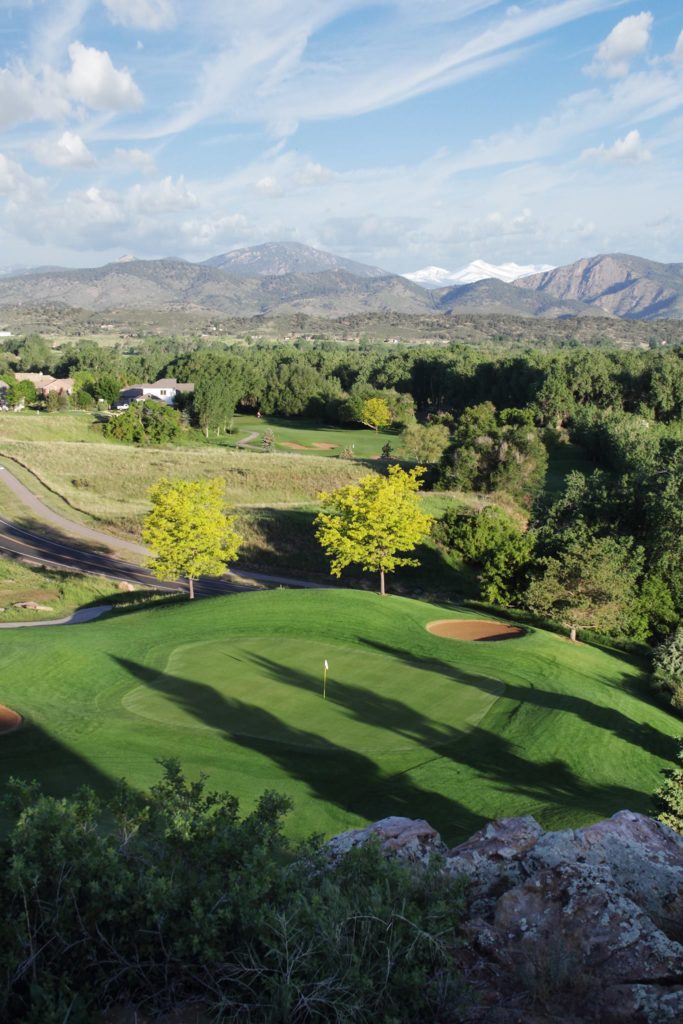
[0,0,682,271]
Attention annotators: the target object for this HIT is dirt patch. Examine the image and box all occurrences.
[0,704,23,734]
[281,441,338,451]
[427,619,525,642]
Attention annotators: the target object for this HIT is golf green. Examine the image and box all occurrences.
[122,636,502,753]
[0,589,679,843]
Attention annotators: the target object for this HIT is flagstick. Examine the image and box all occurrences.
[323,664,328,700]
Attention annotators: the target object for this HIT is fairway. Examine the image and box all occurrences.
[123,636,501,753]
[0,589,679,843]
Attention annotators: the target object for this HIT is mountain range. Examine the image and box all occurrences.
[403,260,555,288]
[0,243,681,321]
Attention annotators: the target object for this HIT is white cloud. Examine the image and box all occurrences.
[114,147,156,174]
[254,175,283,197]
[674,30,683,62]
[34,130,95,167]
[103,0,176,31]
[586,11,653,79]
[582,129,651,162]
[0,63,71,129]
[125,175,197,214]
[0,153,43,200]
[66,41,143,110]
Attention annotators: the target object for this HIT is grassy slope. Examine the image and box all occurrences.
[0,589,677,843]
[215,414,395,458]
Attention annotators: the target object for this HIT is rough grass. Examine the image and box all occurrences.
[0,410,106,443]
[0,588,678,843]
[0,441,379,522]
[0,554,135,621]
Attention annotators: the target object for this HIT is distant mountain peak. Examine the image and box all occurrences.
[403,259,555,289]
[116,254,138,263]
[203,241,389,279]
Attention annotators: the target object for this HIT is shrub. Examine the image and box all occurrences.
[654,739,683,833]
[653,626,683,712]
[0,761,466,1023]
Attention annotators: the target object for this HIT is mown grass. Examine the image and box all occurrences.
[0,588,677,843]
[213,414,395,459]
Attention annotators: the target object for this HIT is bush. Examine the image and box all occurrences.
[653,626,683,712]
[654,738,683,833]
[0,761,466,1023]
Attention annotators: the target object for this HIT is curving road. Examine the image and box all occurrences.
[0,463,319,598]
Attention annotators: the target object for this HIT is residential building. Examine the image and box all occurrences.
[117,377,195,407]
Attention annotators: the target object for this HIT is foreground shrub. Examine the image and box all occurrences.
[654,739,683,834]
[0,761,466,1023]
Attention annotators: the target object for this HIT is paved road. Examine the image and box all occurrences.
[0,462,321,596]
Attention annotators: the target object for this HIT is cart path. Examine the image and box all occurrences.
[0,605,113,628]
[0,462,323,591]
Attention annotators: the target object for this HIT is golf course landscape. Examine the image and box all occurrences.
[0,588,678,844]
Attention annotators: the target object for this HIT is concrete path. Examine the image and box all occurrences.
[0,604,113,628]
[0,463,146,556]
[236,430,261,448]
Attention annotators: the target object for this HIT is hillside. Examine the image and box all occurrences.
[435,277,613,318]
[204,241,388,278]
[516,253,683,319]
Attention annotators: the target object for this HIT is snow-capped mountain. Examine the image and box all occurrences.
[403,259,555,289]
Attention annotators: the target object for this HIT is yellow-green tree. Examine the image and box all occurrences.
[315,465,432,595]
[143,478,241,599]
[360,397,392,431]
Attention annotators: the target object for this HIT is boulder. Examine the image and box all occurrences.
[325,816,446,864]
[328,810,683,1022]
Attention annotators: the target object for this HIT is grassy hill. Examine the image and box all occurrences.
[0,589,678,844]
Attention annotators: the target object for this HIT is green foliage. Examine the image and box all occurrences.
[653,626,683,712]
[0,761,465,1023]
[103,400,181,444]
[143,477,241,597]
[5,379,36,407]
[439,403,548,504]
[193,360,240,437]
[434,505,533,604]
[525,535,644,641]
[401,421,451,463]
[315,465,433,594]
[360,395,392,430]
[654,739,683,833]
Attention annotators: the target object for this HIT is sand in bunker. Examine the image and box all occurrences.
[0,704,23,734]
[427,619,525,642]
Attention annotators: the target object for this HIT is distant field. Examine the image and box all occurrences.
[0,588,677,843]
[217,414,395,459]
[0,410,106,443]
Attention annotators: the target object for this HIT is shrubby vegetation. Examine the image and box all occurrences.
[103,400,182,444]
[0,761,466,1023]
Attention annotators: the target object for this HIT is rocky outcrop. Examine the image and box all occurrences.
[329,811,683,1023]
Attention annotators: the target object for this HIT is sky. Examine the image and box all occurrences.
[0,0,682,272]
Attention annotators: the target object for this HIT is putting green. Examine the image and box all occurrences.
[122,637,503,755]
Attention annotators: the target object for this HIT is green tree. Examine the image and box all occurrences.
[435,505,533,605]
[525,535,643,642]
[360,396,392,431]
[315,465,433,595]
[143,478,241,599]
[654,739,683,833]
[5,379,36,407]
[104,401,180,445]
[193,374,237,438]
[653,626,683,711]
[401,422,450,463]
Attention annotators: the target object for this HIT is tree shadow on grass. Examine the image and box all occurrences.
[114,655,487,839]
[362,637,678,764]
[113,653,654,843]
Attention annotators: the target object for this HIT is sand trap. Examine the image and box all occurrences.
[0,704,23,734]
[281,441,338,451]
[427,619,525,642]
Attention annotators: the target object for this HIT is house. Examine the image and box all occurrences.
[14,372,74,396]
[117,377,195,408]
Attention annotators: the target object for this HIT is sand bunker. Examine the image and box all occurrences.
[427,619,525,642]
[0,704,23,734]
[281,441,338,451]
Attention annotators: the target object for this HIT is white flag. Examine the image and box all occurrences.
[324,660,329,671]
